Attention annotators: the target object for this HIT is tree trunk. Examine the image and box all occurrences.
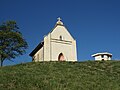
[1,61,3,67]
[0,56,3,67]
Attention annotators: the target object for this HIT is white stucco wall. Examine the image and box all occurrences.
[34,47,43,62]
[95,56,101,61]
[72,40,77,61]
[104,55,111,60]
[104,55,108,60]
[51,41,72,61]
[49,25,77,61]
[51,26,74,41]
[108,57,111,60]
[92,52,112,61]
[94,55,111,61]
[44,34,51,61]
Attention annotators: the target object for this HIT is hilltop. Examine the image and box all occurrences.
[0,61,120,90]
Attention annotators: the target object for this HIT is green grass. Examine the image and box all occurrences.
[0,61,120,90]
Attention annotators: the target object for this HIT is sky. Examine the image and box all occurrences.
[0,0,120,66]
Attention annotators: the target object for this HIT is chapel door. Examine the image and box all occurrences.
[58,53,65,61]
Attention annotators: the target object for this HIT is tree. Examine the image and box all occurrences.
[0,20,28,66]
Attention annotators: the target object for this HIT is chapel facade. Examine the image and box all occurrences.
[29,18,77,62]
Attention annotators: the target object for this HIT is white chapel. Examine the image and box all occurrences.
[29,18,77,62]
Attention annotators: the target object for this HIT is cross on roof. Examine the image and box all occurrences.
[57,17,62,21]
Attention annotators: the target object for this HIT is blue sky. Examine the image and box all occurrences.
[0,0,120,65]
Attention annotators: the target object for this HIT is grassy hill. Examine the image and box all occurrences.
[0,61,120,90]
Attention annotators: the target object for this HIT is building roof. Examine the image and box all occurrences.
[29,41,44,57]
[92,52,112,57]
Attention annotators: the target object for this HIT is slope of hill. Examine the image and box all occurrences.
[0,61,120,90]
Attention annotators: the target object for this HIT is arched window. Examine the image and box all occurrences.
[60,35,62,40]
[58,53,65,61]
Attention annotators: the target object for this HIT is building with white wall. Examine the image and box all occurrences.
[29,18,77,62]
[92,52,112,61]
